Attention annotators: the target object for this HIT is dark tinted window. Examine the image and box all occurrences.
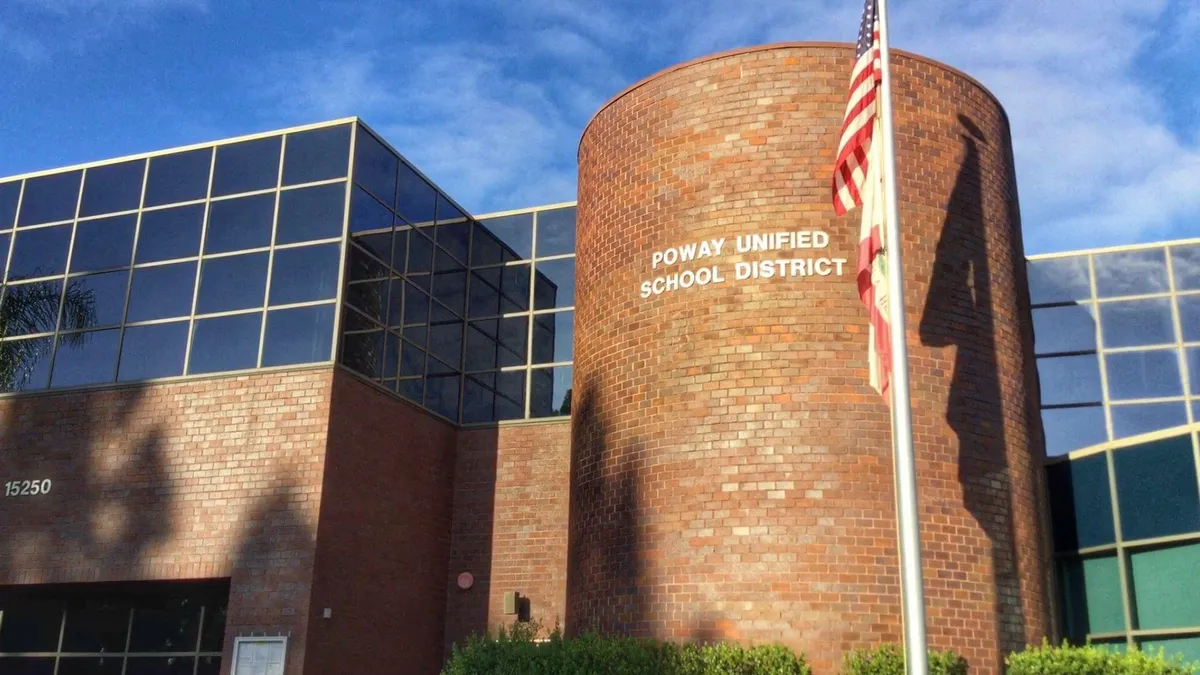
[1058,555,1124,640]
[50,329,120,387]
[425,373,460,420]
[0,280,62,336]
[211,136,281,197]
[62,604,129,653]
[1028,257,1091,305]
[355,230,392,265]
[470,223,504,266]
[533,311,574,364]
[1180,295,1200,342]
[1189,348,1200,396]
[277,183,345,244]
[397,162,436,226]
[145,149,212,207]
[66,271,129,328]
[126,657,195,675]
[128,600,201,653]
[136,204,204,263]
[498,316,527,365]
[436,219,469,264]
[197,253,268,314]
[403,283,429,326]
[1032,304,1096,354]
[1094,248,1169,298]
[536,207,576,257]
[1114,435,1200,541]
[9,224,71,280]
[269,244,340,305]
[1037,354,1103,405]
[407,229,434,274]
[462,377,495,424]
[18,171,81,226]
[353,129,398,208]
[71,215,135,273]
[283,124,351,185]
[342,330,383,379]
[189,313,261,374]
[1111,402,1188,439]
[80,159,145,217]
[468,273,501,318]
[534,258,575,310]
[262,305,334,367]
[346,280,386,323]
[1100,298,1175,348]
[0,604,62,651]
[205,193,274,254]
[502,264,531,311]
[0,180,20,228]
[429,321,463,367]
[530,366,572,418]
[1171,244,1200,291]
[118,322,188,381]
[1047,454,1115,551]
[1105,350,1183,400]
[400,341,424,377]
[57,659,126,675]
[477,213,532,260]
[350,185,393,234]
[0,336,53,391]
[347,244,387,281]
[433,270,466,316]
[127,262,196,322]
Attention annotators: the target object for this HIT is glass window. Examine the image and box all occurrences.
[400,341,424,377]
[425,373,460,420]
[1038,354,1103,405]
[347,244,388,282]
[355,231,393,265]
[1,280,64,336]
[262,305,334,367]
[464,323,498,372]
[498,316,528,366]
[1058,555,1125,640]
[0,180,20,228]
[71,214,135,273]
[433,270,467,316]
[1139,637,1200,666]
[407,229,434,274]
[0,658,57,674]
[66,271,128,328]
[1046,454,1116,551]
[1033,304,1096,355]
[62,604,130,653]
[144,148,212,207]
[269,244,339,306]
[1113,434,1200,541]
[1095,248,1171,298]
[477,213,533,260]
[1129,542,1200,630]
[126,262,195,322]
[1172,244,1200,292]
[429,320,463,368]
[283,124,351,186]
[346,280,387,323]
[80,159,145,217]
[50,328,120,387]
[18,171,82,226]
[382,332,401,380]
[0,605,62,651]
[0,335,53,391]
[9,224,72,280]
[1101,298,1175,348]
[533,311,574,364]
[0,231,7,274]
[118,321,188,381]
[396,162,435,226]
[189,313,261,374]
[1043,406,1108,457]
[502,264,531,312]
[58,656,125,673]
[136,204,204,263]
[385,278,404,328]
[531,366,572,417]
[205,193,274,254]
[535,207,576,258]
[462,377,495,424]
[276,182,346,245]
[129,600,201,652]
[1189,347,1200,396]
[1180,295,1200,342]
[1105,350,1183,400]
[470,223,504,267]
[197,253,267,314]
[349,185,393,235]
[392,228,409,272]
[496,371,525,419]
[1111,402,1188,439]
[534,258,576,310]
[342,330,383,379]
[353,128,398,208]
[1028,257,1092,306]
[436,218,469,264]
[211,136,281,197]
[468,273,501,318]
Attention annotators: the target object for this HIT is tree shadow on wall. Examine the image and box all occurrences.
[918,114,1030,669]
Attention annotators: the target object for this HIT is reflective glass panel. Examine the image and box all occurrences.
[1046,454,1115,550]
[404,283,429,326]
[499,316,528,365]
[126,657,195,675]
[204,193,274,254]
[1130,543,1200,630]
[0,601,60,651]
[1172,244,1200,291]
[0,658,56,675]
[0,180,20,228]
[407,230,434,274]
[0,232,7,275]
[349,186,393,235]
[189,313,261,374]
[392,228,409,271]
[276,182,346,245]
[1101,298,1175,348]
[262,305,334,367]
[80,159,145,217]
[118,321,188,381]
[144,148,212,207]
[496,371,525,419]
[1139,637,1200,666]
[197,253,267,314]
[536,207,576,257]
[1094,248,1170,298]
[469,223,503,267]
[436,209,469,262]
[385,278,404,327]
[502,264,531,311]
[1028,257,1092,305]
[18,170,81,226]
[1,280,64,336]
[1180,295,1200,342]
[533,310,574,364]
[477,213,532,260]
[66,271,128,328]
[1058,555,1124,640]
[534,257,575,310]
[464,323,497,371]
[58,658,124,675]
[468,272,501,318]
[71,214,135,273]
[398,378,423,402]
[433,270,466,316]
[126,262,195,322]
[1033,304,1096,355]
[62,601,129,651]
[1189,347,1200,395]
[355,231,392,265]
[425,373,460,420]
[396,162,436,226]
[128,595,201,650]
[1042,406,1109,457]
[269,243,340,305]
[9,224,71,280]
[136,204,204,263]
[342,330,383,379]
[0,336,53,391]
[531,366,572,417]
[383,332,401,379]
[1105,350,1183,400]
[347,244,387,282]
[462,377,495,424]
[1037,354,1103,405]
[50,328,119,387]
[1111,402,1188,439]
[1113,434,1200,541]
[429,321,463,368]
[211,136,281,197]
[400,341,424,377]
[354,128,398,208]
[346,280,386,323]
[283,124,351,185]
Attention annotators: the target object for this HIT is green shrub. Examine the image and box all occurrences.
[443,622,809,675]
[1007,641,1198,675]
[842,644,968,675]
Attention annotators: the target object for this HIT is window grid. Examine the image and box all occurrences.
[45,154,90,386]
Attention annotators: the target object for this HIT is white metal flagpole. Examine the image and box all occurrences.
[874,0,930,673]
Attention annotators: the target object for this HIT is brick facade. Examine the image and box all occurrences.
[571,43,1052,675]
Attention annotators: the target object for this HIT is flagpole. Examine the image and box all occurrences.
[874,0,930,673]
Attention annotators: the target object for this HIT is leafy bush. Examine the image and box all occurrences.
[842,644,968,675]
[1007,641,1198,675]
[443,622,809,675]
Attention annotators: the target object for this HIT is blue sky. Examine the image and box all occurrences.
[0,0,1197,254]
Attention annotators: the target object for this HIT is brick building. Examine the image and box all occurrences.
[1,41,1198,675]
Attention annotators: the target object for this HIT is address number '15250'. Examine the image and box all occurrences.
[5,480,51,497]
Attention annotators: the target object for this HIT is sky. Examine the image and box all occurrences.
[0,0,1197,255]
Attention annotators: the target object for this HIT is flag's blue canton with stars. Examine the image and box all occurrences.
[856,0,878,58]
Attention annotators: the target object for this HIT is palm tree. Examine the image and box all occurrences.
[0,281,97,391]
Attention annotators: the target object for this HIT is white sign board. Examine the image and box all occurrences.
[232,636,287,675]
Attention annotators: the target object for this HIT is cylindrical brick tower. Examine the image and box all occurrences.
[568,43,1052,675]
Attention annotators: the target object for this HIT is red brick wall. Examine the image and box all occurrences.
[0,368,334,675]
[444,420,572,653]
[303,371,458,675]
[572,43,1051,675]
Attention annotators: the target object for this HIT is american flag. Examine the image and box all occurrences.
[833,0,893,401]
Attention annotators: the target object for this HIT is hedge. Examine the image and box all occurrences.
[1008,641,1198,675]
[842,644,968,675]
